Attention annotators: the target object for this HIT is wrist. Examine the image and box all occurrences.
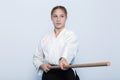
[59,57,67,62]
[59,57,63,61]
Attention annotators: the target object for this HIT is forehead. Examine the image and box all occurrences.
[52,8,66,15]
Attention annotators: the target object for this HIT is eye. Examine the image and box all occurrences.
[53,15,57,18]
[61,15,64,18]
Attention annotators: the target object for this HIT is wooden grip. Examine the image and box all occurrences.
[49,62,111,69]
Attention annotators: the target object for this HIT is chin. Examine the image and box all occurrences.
[55,26,63,29]
[55,25,64,29]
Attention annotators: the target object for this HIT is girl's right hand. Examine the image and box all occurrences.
[40,64,51,72]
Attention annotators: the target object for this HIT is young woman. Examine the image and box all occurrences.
[33,5,79,80]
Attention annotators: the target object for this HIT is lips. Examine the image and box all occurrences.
[56,23,61,25]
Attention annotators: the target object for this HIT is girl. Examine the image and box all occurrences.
[33,5,79,80]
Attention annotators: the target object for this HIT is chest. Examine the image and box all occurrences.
[42,36,66,52]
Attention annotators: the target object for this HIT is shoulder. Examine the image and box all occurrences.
[64,29,77,38]
[64,29,78,41]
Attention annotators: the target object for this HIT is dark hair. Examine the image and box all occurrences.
[51,5,67,16]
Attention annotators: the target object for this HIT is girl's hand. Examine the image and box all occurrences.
[59,57,68,70]
[40,64,51,72]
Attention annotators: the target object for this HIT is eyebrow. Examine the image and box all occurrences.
[52,13,65,15]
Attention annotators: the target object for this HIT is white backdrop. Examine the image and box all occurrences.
[0,0,120,80]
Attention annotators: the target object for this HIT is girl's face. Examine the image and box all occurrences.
[51,8,67,29]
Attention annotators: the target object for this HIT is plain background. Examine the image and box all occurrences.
[0,0,120,80]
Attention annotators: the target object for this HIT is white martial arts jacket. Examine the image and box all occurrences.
[33,28,78,76]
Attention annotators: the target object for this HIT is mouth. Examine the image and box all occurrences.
[56,23,61,25]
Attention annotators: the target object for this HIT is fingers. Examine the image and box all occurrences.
[44,65,50,72]
[59,58,68,70]
[60,62,64,69]
[45,64,51,72]
[60,63,66,70]
[40,64,51,73]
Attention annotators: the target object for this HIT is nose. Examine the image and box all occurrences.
[57,16,61,21]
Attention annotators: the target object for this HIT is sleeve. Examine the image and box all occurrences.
[61,32,79,64]
[33,41,44,75]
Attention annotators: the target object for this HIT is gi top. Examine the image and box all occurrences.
[33,28,78,75]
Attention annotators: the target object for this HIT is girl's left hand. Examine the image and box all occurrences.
[59,57,68,70]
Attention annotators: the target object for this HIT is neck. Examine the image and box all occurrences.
[54,28,64,37]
